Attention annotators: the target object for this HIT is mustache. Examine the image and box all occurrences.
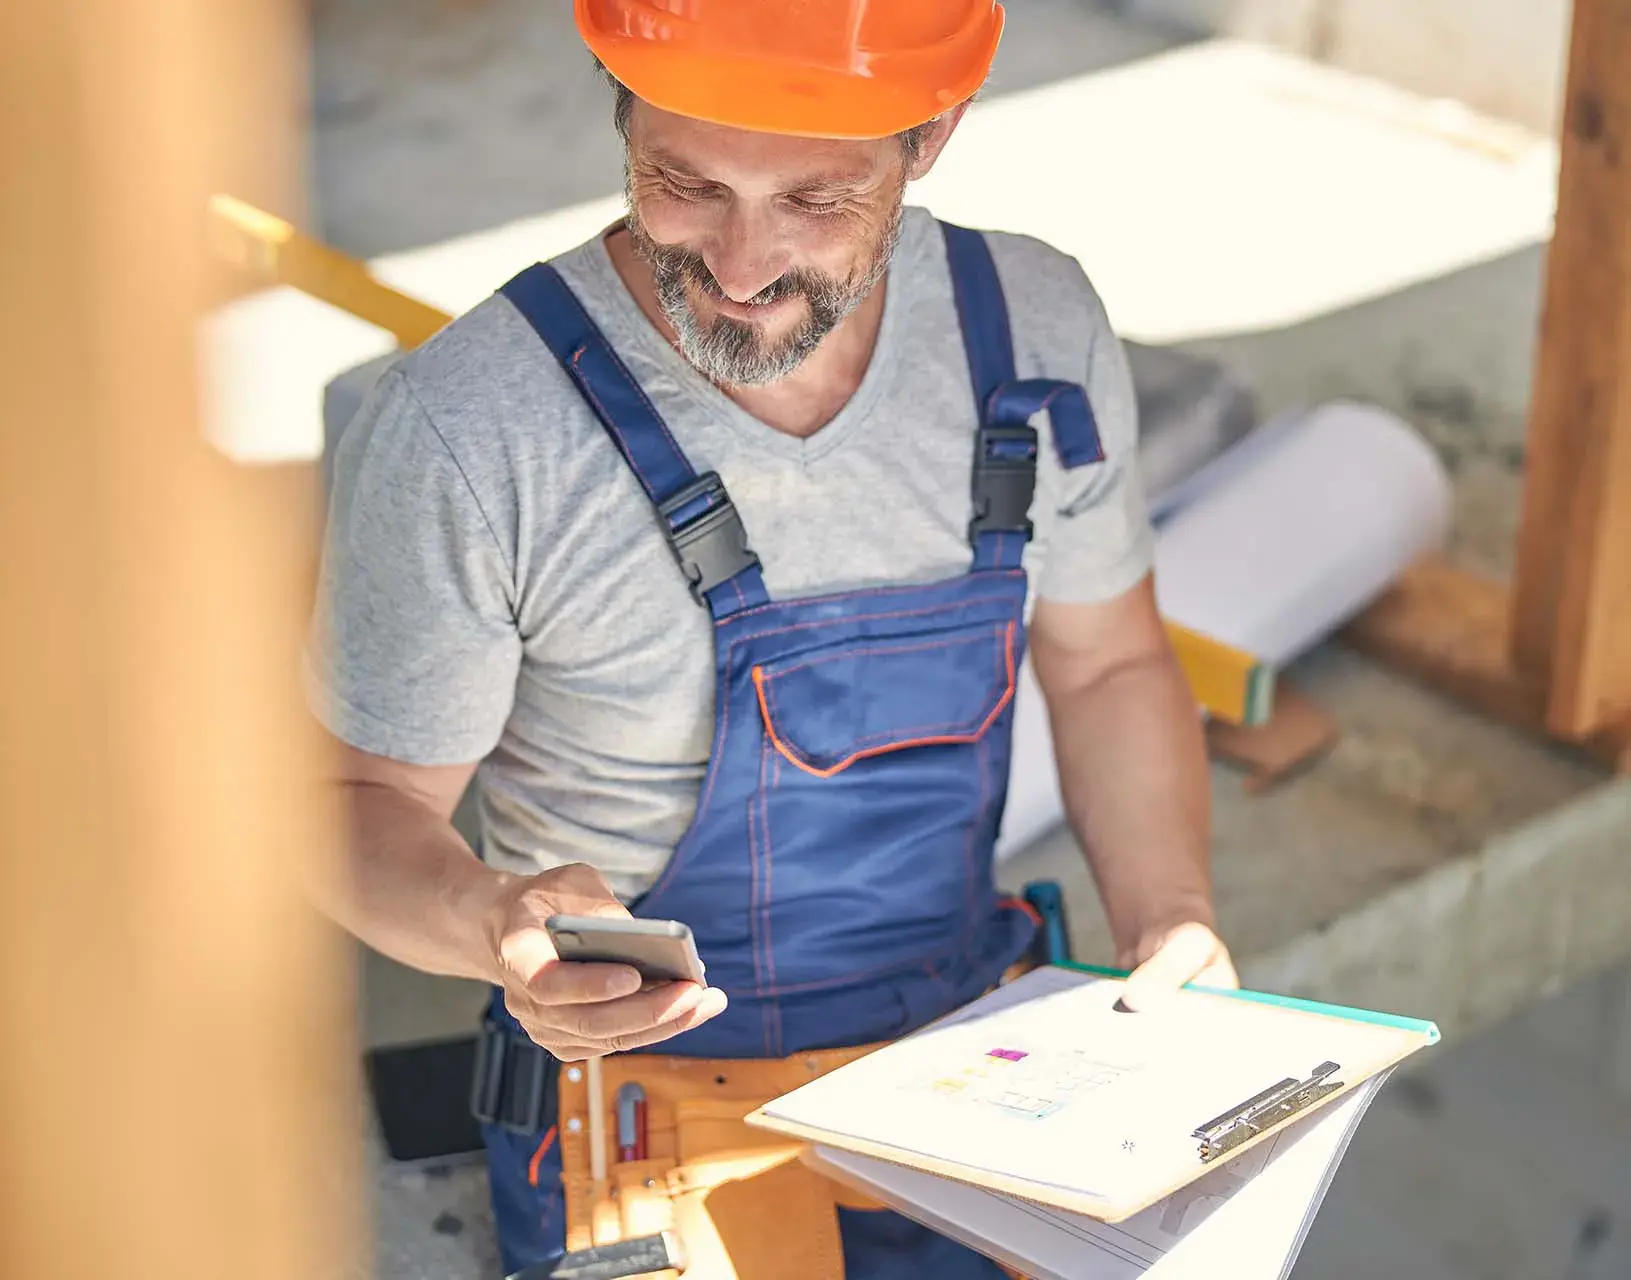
[634,234,847,311]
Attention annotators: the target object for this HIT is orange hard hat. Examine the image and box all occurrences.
[575,0,1004,139]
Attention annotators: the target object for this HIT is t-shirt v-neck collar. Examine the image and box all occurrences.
[573,211,928,466]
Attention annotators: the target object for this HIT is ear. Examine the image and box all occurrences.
[904,102,973,181]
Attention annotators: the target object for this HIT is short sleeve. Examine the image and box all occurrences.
[304,367,522,765]
[1033,282,1157,606]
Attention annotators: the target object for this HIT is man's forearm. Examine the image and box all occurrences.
[315,780,515,985]
[1045,649,1215,963]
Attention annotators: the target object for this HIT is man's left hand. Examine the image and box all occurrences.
[1119,920,1239,1011]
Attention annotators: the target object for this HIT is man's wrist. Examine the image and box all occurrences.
[455,862,522,987]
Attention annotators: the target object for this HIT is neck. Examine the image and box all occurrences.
[604,225,886,439]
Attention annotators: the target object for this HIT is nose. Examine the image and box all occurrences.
[703,205,791,304]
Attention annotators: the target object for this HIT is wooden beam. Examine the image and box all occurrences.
[1509,0,1631,737]
[1,2,363,1278]
[1344,558,1631,771]
[208,194,452,347]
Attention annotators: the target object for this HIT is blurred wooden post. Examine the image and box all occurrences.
[1345,0,1631,771]
[1508,0,1631,740]
[1,3,363,1279]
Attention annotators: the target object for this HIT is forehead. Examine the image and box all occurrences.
[628,100,896,192]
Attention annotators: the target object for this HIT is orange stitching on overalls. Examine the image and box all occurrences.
[650,594,1025,912]
[760,742,780,1051]
[656,596,1019,903]
[746,753,766,1003]
[999,895,1044,928]
[763,629,999,680]
[527,1125,558,1189]
[769,751,784,1024]
[752,622,1017,779]
[757,628,1010,755]
[963,737,992,949]
[1037,383,1105,465]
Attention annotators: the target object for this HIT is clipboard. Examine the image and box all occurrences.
[745,965,1438,1225]
[1069,961,1440,1164]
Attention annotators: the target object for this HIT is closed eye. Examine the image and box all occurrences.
[787,195,842,214]
[662,174,718,200]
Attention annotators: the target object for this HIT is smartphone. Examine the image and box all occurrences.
[545,915,707,986]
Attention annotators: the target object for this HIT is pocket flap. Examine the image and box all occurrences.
[752,621,1017,778]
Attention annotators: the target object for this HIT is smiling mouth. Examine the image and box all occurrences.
[707,292,800,321]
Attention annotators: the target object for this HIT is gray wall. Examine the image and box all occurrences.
[1124,0,1573,133]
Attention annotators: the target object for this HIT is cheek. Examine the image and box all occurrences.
[632,188,717,248]
[791,212,887,277]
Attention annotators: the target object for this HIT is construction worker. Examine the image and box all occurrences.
[306,2,1239,1275]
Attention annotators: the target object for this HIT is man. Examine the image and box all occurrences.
[307,2,1238,1276]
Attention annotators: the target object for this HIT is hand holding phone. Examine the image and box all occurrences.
[545,914,707,986]
[487,862,727,1061]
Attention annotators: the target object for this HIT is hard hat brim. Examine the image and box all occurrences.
[582,16,1001,140]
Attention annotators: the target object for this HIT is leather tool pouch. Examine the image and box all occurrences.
[556,1045,885,1280]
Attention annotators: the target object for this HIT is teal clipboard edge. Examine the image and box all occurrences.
[1058,960,1442,1044]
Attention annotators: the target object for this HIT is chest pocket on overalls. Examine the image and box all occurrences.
[750,620,1018,778]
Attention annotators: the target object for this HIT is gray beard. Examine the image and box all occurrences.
[625,189,903,388]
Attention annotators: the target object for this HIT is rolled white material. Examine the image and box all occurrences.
[995,402,1451,861]
[1149,400,1452,666]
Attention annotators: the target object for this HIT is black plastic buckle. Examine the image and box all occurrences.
[969,424,1039,544]
[657,471,762,606]
[469,1022,555,1134]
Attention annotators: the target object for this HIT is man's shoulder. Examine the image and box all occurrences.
[393,291,553,416]
[982,226,1109,328]
[374,284,599,470]
[913,210,1112,341]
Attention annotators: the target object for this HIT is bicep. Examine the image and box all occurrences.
[1028,574,1168,700]
[333,739,477,823]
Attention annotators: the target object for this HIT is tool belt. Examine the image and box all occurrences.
[556,1044,889,1280]
[476,937,1051,1278]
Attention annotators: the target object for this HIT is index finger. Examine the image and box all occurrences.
[1119,923,1220,1012]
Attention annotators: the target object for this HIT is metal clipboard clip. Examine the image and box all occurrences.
[1193,1060,1344,1162]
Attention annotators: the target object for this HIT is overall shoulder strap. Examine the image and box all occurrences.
[500,263,769,620]
[940,222,1108,572]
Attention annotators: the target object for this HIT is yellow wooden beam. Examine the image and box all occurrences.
[206,193,451,347]
[1166,621,1274,727]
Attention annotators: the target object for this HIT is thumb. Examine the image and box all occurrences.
[498,922,559,986]
[1119,922,1220,1013]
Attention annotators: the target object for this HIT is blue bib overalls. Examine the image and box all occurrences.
[474,222,1105,1278]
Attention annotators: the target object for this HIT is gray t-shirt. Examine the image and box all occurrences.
[306,206,1154,897]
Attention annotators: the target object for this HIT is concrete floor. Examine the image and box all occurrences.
[306,2,1631,1276]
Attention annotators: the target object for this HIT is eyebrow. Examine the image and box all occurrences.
[642,147,870,194]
